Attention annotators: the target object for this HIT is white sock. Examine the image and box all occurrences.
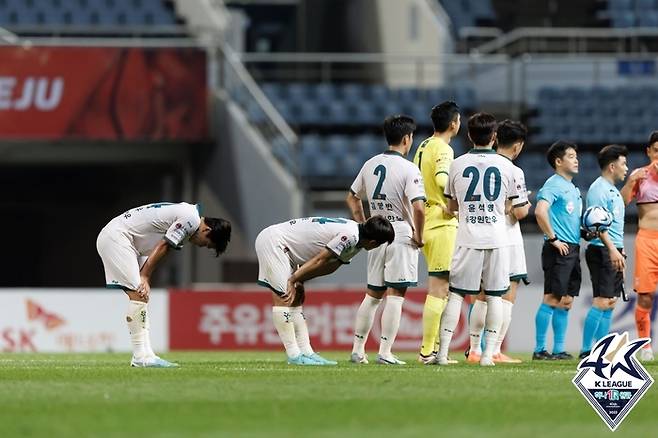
[272,306,301,358]
[494,300,514,355]
[142,304,156,360]
[482,296,503,360]
[352,294,382,355]
[378,295,404,357]
[437,292,463,360]
[469,300,487,355]
[291,306,314,356]
[126,300,147,361]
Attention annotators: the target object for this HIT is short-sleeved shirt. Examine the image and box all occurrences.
[444,148,519,249]
[537,174,583,245]
[506,161,529,246]
[271,217,361,264]
[350,150,426,229]
[587,176,625,249]
[104,202,201,256]
[412,136,458,229]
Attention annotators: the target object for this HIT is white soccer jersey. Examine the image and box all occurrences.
[270,217,362,264]
[506,163,529,246]
[445,149,519,249]
[103,202,201,256]
[350,151,426,228]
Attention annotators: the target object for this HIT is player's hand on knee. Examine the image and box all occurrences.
[137,276,151,300]
[282,279,297,306]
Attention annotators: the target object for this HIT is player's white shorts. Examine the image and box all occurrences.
[96,227,146,291]
[255,227,295,296]
[367,222,419,290]
[449,246,510,295]
[509,242,528,282]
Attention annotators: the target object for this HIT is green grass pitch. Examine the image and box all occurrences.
[1,352,657,437]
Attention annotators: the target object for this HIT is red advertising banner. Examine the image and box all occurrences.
[169,289,471,352]
[0,46,207,140]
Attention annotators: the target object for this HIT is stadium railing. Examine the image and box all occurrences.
[470,26,658,55]
[216,43,300,178]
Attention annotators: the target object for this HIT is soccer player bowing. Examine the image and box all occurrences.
[580,145,628,359]
[347,115,426,365]
[97,202,231,367]
[255,216,394,365]
[436,113,525,367]
[533,141,582,360]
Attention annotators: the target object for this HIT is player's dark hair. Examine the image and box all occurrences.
[598,144,628,170]
[430,101,460,133]
[649,131,658,145]
[467,112,497,147]
[496,119,527,149]
[383,115,416,146]
[546,140,578,169]
[204,217,231,256]
[359,216,395,245]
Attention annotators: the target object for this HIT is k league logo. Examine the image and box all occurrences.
[572,332,653,431]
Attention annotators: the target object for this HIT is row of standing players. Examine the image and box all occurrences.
[256,101,658,366]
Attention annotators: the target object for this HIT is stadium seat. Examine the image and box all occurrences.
[608,0,634,12]
[638,11,658,27]
[340,83,367,103]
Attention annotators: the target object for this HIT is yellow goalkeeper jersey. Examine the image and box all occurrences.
[412,136,458,229]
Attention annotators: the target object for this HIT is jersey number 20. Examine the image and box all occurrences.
[463,166,501,202]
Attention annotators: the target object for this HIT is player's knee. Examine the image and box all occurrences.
[608,298,618,309]
[366,289,385,300]
[638,293,653,309]
[561,296,574,308]
[387,287,406,297]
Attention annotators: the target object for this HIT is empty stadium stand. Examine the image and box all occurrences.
[532,86,658,145]
[0,0,179,29]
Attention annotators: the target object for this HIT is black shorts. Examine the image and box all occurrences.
[542,241,581,297]
[585,245,624,298]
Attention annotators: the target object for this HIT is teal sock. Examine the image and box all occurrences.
[534,303,554,353]
[552,308,569,354]
[594,309,613,343]
[581,307,603,353]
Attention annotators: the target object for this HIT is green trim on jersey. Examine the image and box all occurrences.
[484,288,510,296]
[257,280,284,296]
[411,196,427,203]
[385,281,418,289]
[468,148,496,154]
[367,284,387,292]
[383,150,405,158]
[429,271,450,278]
[106,284,128,291]
[449,286,480,295]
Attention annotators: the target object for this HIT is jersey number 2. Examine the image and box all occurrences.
[373,165,387,200]
[463,166,501,201]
